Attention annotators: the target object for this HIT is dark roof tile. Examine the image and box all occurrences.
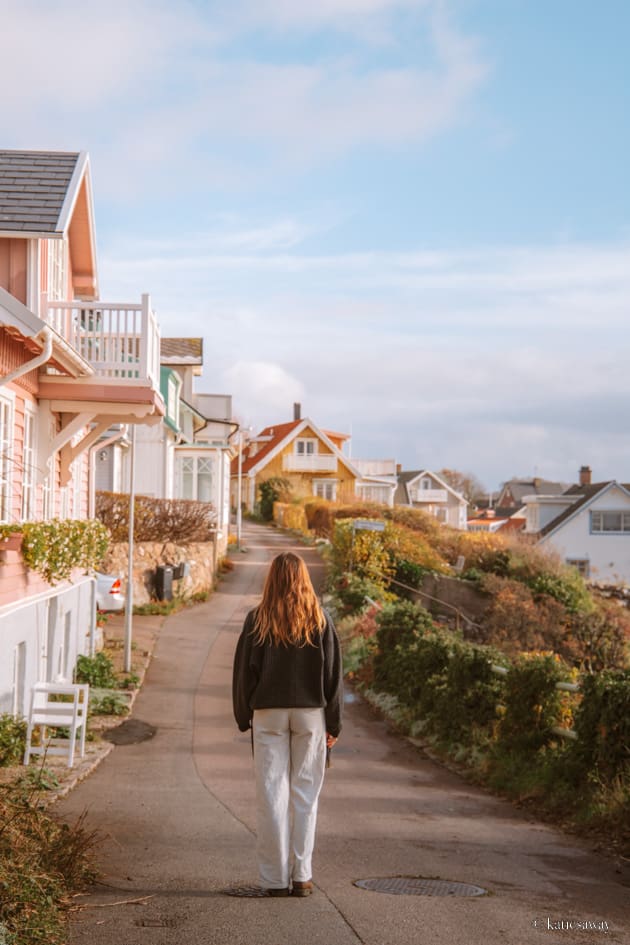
[0,150,79,234]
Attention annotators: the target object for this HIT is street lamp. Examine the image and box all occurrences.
[236,426,252,551]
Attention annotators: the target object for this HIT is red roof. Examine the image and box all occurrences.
[231,420,301,476]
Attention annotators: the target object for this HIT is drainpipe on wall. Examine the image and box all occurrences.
[0,327,53,387]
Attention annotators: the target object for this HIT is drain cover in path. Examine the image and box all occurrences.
[103,719,156,745]
[354,877,488,897]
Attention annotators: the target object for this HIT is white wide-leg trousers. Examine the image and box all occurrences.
[253,707,326,890]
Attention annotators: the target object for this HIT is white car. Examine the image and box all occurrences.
[95,573,125,612]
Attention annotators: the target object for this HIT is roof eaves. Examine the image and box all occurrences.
[56,150,86,236]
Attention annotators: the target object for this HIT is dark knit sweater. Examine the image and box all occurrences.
[232,608,343,737]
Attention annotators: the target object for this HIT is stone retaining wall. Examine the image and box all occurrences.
[103,540,216,605]
[415,573,491,629]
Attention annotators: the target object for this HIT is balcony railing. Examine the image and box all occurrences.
[282,453,337,473]
[410,488,448,503]
[45,294,160,391]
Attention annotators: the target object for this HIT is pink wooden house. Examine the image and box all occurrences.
[0,149,164,717]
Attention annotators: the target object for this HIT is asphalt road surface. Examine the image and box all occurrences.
[56,522,629,945]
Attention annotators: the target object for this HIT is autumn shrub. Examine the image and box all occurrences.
[328,519,393,586]
[331,572,395,616]
[568,600,630,672]
[273,501,308,532]
[427,641,506,744]
[96,491,215,542]
[495,653,570,755]
[567,669,630,784]
[372,601,438,698]
[479,574,570,655]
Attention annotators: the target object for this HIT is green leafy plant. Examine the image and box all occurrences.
[75,652,118,689]
[2,519,110,584]
[88,689,129,716]
[258,477,291,521]
[0,715,27,768]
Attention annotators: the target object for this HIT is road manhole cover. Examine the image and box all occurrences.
[354,877,488,897]
[223,885,270,898]
[135,918,178,927]
[103,719,156,745]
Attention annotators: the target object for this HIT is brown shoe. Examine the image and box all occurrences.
[267,887,290,897]
[291,880,313,897]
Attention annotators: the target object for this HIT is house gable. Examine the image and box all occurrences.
[244,418,359,480]
[539,481,630,542]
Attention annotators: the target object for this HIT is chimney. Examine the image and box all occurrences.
[579,465,592,487]
[293,402,301,421]
[396,463,402,475]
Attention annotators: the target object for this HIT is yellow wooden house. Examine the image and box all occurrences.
[231,415,361,511]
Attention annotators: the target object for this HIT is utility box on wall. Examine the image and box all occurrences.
[154,565,173,601]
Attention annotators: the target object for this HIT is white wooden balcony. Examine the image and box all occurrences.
[410,488,448,503]
[44,293,160,391]
[283,453,337,472]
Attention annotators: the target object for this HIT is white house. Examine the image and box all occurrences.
[395,469,468,530]
[524,472,630,583]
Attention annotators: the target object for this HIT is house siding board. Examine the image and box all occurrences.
[0,238,28,302]
[0,331,39,394]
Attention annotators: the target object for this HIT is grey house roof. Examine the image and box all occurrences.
[0,150,81,235]
[537,482,630,537]
[498,478,567,507]
[394,469,424,505]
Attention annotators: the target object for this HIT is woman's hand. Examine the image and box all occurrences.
[326,733,338,749]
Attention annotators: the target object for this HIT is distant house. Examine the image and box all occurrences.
[231,409,361,511]
[98,338,235,555]
[353,459,398,506]
[395,469,468,530]
[0,148,164,716]
[523,467,630,583]
[496,476,567,514]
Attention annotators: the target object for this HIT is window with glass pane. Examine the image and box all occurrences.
[591,510,630,533]
[296,439,315,455]
[0,398,12,522]
[21,411,35,520]
[313,480,336,501]
[197,458,213,502]
[180,457,195,500]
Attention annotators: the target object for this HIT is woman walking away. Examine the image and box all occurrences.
[232,551,343,898]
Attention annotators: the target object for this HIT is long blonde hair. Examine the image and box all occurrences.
[252,552,325,646]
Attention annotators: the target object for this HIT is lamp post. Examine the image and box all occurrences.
[236,429,243,551]
[124,425,136,673]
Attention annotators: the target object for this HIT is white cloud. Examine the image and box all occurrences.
[1,0,487,193]
[221,361,305,425]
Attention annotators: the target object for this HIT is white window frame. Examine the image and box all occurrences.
[0,393,14,524]
[313,478,337,501]
[590,510,630,534]
[295,438,316,456]
[567,558,590,578]
[47,238,68,301]
[21,406,36,521]
[176,453,215,503]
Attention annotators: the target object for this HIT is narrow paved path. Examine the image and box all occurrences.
[57,523,629,945]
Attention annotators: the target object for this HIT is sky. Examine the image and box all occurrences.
[3,0,630,490]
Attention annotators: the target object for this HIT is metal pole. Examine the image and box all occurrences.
[124,425,136,673]
[236,430,243,551]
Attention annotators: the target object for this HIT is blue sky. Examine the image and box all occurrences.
[4,0,630,489]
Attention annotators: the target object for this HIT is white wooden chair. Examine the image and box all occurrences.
[23,683,89,768]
